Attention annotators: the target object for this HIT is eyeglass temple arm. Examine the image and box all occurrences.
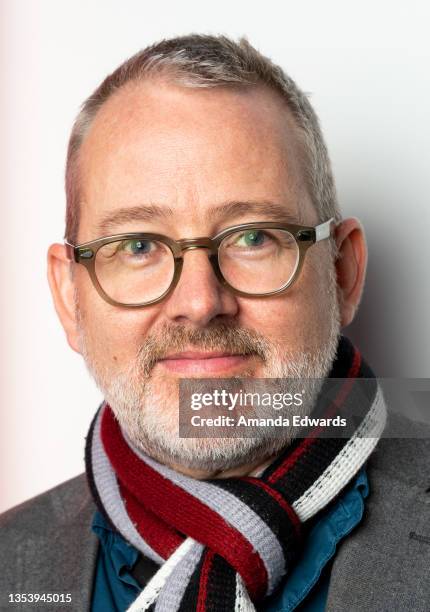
[315,217,335,242]
[64,240,77,261]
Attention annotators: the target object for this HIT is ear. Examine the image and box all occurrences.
[334,218,368,328]
[47,243,81,353]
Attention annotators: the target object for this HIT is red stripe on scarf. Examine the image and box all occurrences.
[118,480,184,559]
[267,349,362,485]
[196,550,215,612]
[101,407,268,600]
[242,478,301,537]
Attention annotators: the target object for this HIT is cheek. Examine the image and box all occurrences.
[238,254,335,349]
[76,274,160,362]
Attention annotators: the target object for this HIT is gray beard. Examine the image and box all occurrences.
[77,280,341,473]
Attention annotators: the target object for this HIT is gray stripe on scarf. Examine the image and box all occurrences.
[154,541,205,612]
[92,407,164,565]
[122,432,285,594]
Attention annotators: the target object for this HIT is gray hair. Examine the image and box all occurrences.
[65,34,340,243]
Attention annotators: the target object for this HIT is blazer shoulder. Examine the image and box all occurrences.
[327,412,430,611]
[368,411,430,489]
[0,474,98,610]
[0,473,93,536]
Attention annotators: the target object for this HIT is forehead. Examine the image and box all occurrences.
[77,79,314,240]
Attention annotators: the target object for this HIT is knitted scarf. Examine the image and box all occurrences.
[86,336,386,612]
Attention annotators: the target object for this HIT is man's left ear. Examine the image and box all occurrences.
[334,217,368,328]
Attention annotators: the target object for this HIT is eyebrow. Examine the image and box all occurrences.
[209,200,301,225]
[96,204,174,234]
[95,199,301,235]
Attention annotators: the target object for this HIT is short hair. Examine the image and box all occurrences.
[65,34,340,243]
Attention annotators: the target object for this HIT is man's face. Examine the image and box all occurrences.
[72,79,340,472]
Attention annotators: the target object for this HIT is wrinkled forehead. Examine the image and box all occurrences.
[77,79,316,242]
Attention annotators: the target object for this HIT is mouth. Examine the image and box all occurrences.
[157,350,256,375]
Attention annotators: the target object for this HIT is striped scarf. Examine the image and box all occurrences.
[86,336,386,612]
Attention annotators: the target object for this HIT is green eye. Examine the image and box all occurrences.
[237,230,266,247]
[123,239,153,255]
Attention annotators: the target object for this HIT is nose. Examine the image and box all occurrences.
[163,247,239,327]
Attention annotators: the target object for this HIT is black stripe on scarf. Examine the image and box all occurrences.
[177,550,238,611]
[204,554,237,611]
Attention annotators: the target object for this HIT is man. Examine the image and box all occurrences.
[1,35,429,612]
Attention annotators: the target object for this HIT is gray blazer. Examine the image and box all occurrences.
[1,413,429,612]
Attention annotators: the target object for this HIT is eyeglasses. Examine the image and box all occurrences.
[65,218,334,308]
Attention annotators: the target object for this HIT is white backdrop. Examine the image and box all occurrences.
[1,0,429,513]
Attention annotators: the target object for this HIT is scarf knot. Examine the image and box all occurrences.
[86,336,386,612]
